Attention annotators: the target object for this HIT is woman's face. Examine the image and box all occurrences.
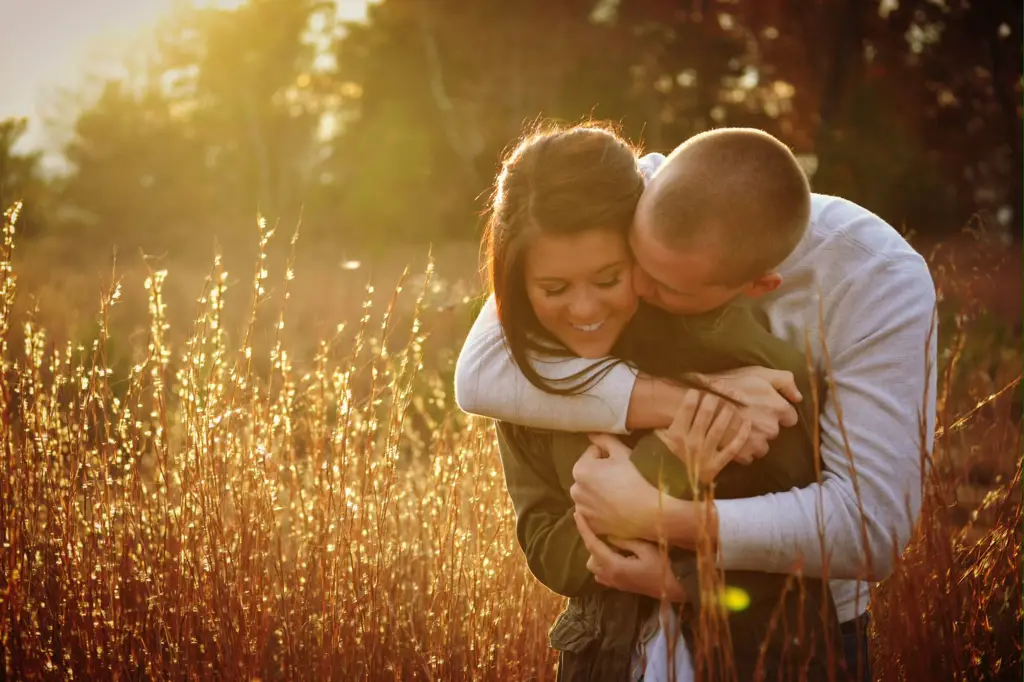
[523,228,638,359]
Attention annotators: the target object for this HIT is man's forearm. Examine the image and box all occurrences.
[645,496,718,551]
[710,255,936,584]
[455,296,636,432]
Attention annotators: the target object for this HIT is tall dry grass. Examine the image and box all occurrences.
[0,202,1020,680]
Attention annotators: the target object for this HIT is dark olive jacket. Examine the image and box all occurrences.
[495,302,841,682]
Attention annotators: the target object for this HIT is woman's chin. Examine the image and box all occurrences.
[564,340,616,360]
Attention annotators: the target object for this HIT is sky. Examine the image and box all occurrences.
[0,0,368,159]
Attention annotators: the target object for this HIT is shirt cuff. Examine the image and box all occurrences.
[589,362,639,435]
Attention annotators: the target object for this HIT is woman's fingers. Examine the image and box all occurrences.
[575,511,617,564]
[765,369,802,404]
[705,403,736,452]
[606,536,648,555]
[703,417,752,483]
[577,444,604,462]
[690,394,719,443]
[665,389,700,446]
[721,418,753,464]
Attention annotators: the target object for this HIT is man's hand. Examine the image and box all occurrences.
[703,366,802,464]
[569,436,661,540]
[655,392,753,484]
[575,512,686,602]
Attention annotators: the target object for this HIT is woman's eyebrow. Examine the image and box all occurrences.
[595,260,628,273]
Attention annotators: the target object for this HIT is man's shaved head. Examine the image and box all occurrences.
[636,128,811,286]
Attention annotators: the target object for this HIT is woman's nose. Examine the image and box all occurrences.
[567,292,601,321]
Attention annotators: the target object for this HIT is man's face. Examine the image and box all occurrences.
[628,213,750,315]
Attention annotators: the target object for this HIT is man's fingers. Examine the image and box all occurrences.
[777,402,799,429]
[569,481,589,507]
[571,448,600,488]
[767,369,803,403]
[574,511,600,551]
[754,412,781,441]
[732,431,764,465]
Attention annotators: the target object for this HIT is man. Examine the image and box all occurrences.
[455,128,937,680]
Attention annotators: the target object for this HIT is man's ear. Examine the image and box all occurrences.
[743,272,783,299]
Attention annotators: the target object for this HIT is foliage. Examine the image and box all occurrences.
[0,203,1020,679]
[1,0,1018,259]
[0,120,48,238]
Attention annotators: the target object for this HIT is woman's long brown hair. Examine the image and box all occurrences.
[483,122,640,394]
[483,121,719,399]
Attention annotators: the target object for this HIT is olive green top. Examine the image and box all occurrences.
[495,302,841,682]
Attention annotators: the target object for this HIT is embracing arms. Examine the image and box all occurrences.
[462,250,937,588]
[569,255,938,585]
[496,424,698,601]
[456,296,799,452]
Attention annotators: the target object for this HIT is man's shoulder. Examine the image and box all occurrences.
[807,193,923,266]
[772,194,934,320]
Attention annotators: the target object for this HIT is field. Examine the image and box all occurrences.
[1,206,1021,680]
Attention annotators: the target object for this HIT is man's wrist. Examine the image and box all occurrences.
[652,497,719,551]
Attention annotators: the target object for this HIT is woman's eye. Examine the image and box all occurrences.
[543,286,567,297]
[595,277,621,289]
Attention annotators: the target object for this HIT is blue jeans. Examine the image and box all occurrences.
[841,613,872,682]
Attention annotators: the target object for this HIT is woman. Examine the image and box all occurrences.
[482,122,841,681]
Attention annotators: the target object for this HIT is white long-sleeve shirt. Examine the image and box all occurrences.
[455,155,937,624]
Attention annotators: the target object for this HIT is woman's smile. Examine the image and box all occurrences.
[524,228,638,358]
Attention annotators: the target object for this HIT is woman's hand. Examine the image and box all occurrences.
[575,512,686,602]
[628,367,800,463]
[654,391,752,485]
[703,366,802,463]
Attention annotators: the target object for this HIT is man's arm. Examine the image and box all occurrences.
[456,297,644,433]
[569,255,937,583]
[456,296,800,438]
[711,255,937,581]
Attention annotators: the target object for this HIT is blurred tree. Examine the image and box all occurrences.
[605,1,784,148]
[316,0,621,247]
[734,0,1021,238]
[881,0,1023,239]
[39,0,1023,255]
[58,0,328,257]
[60,81,206,251]
[0,118,48,237]
[158,0,330,225]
